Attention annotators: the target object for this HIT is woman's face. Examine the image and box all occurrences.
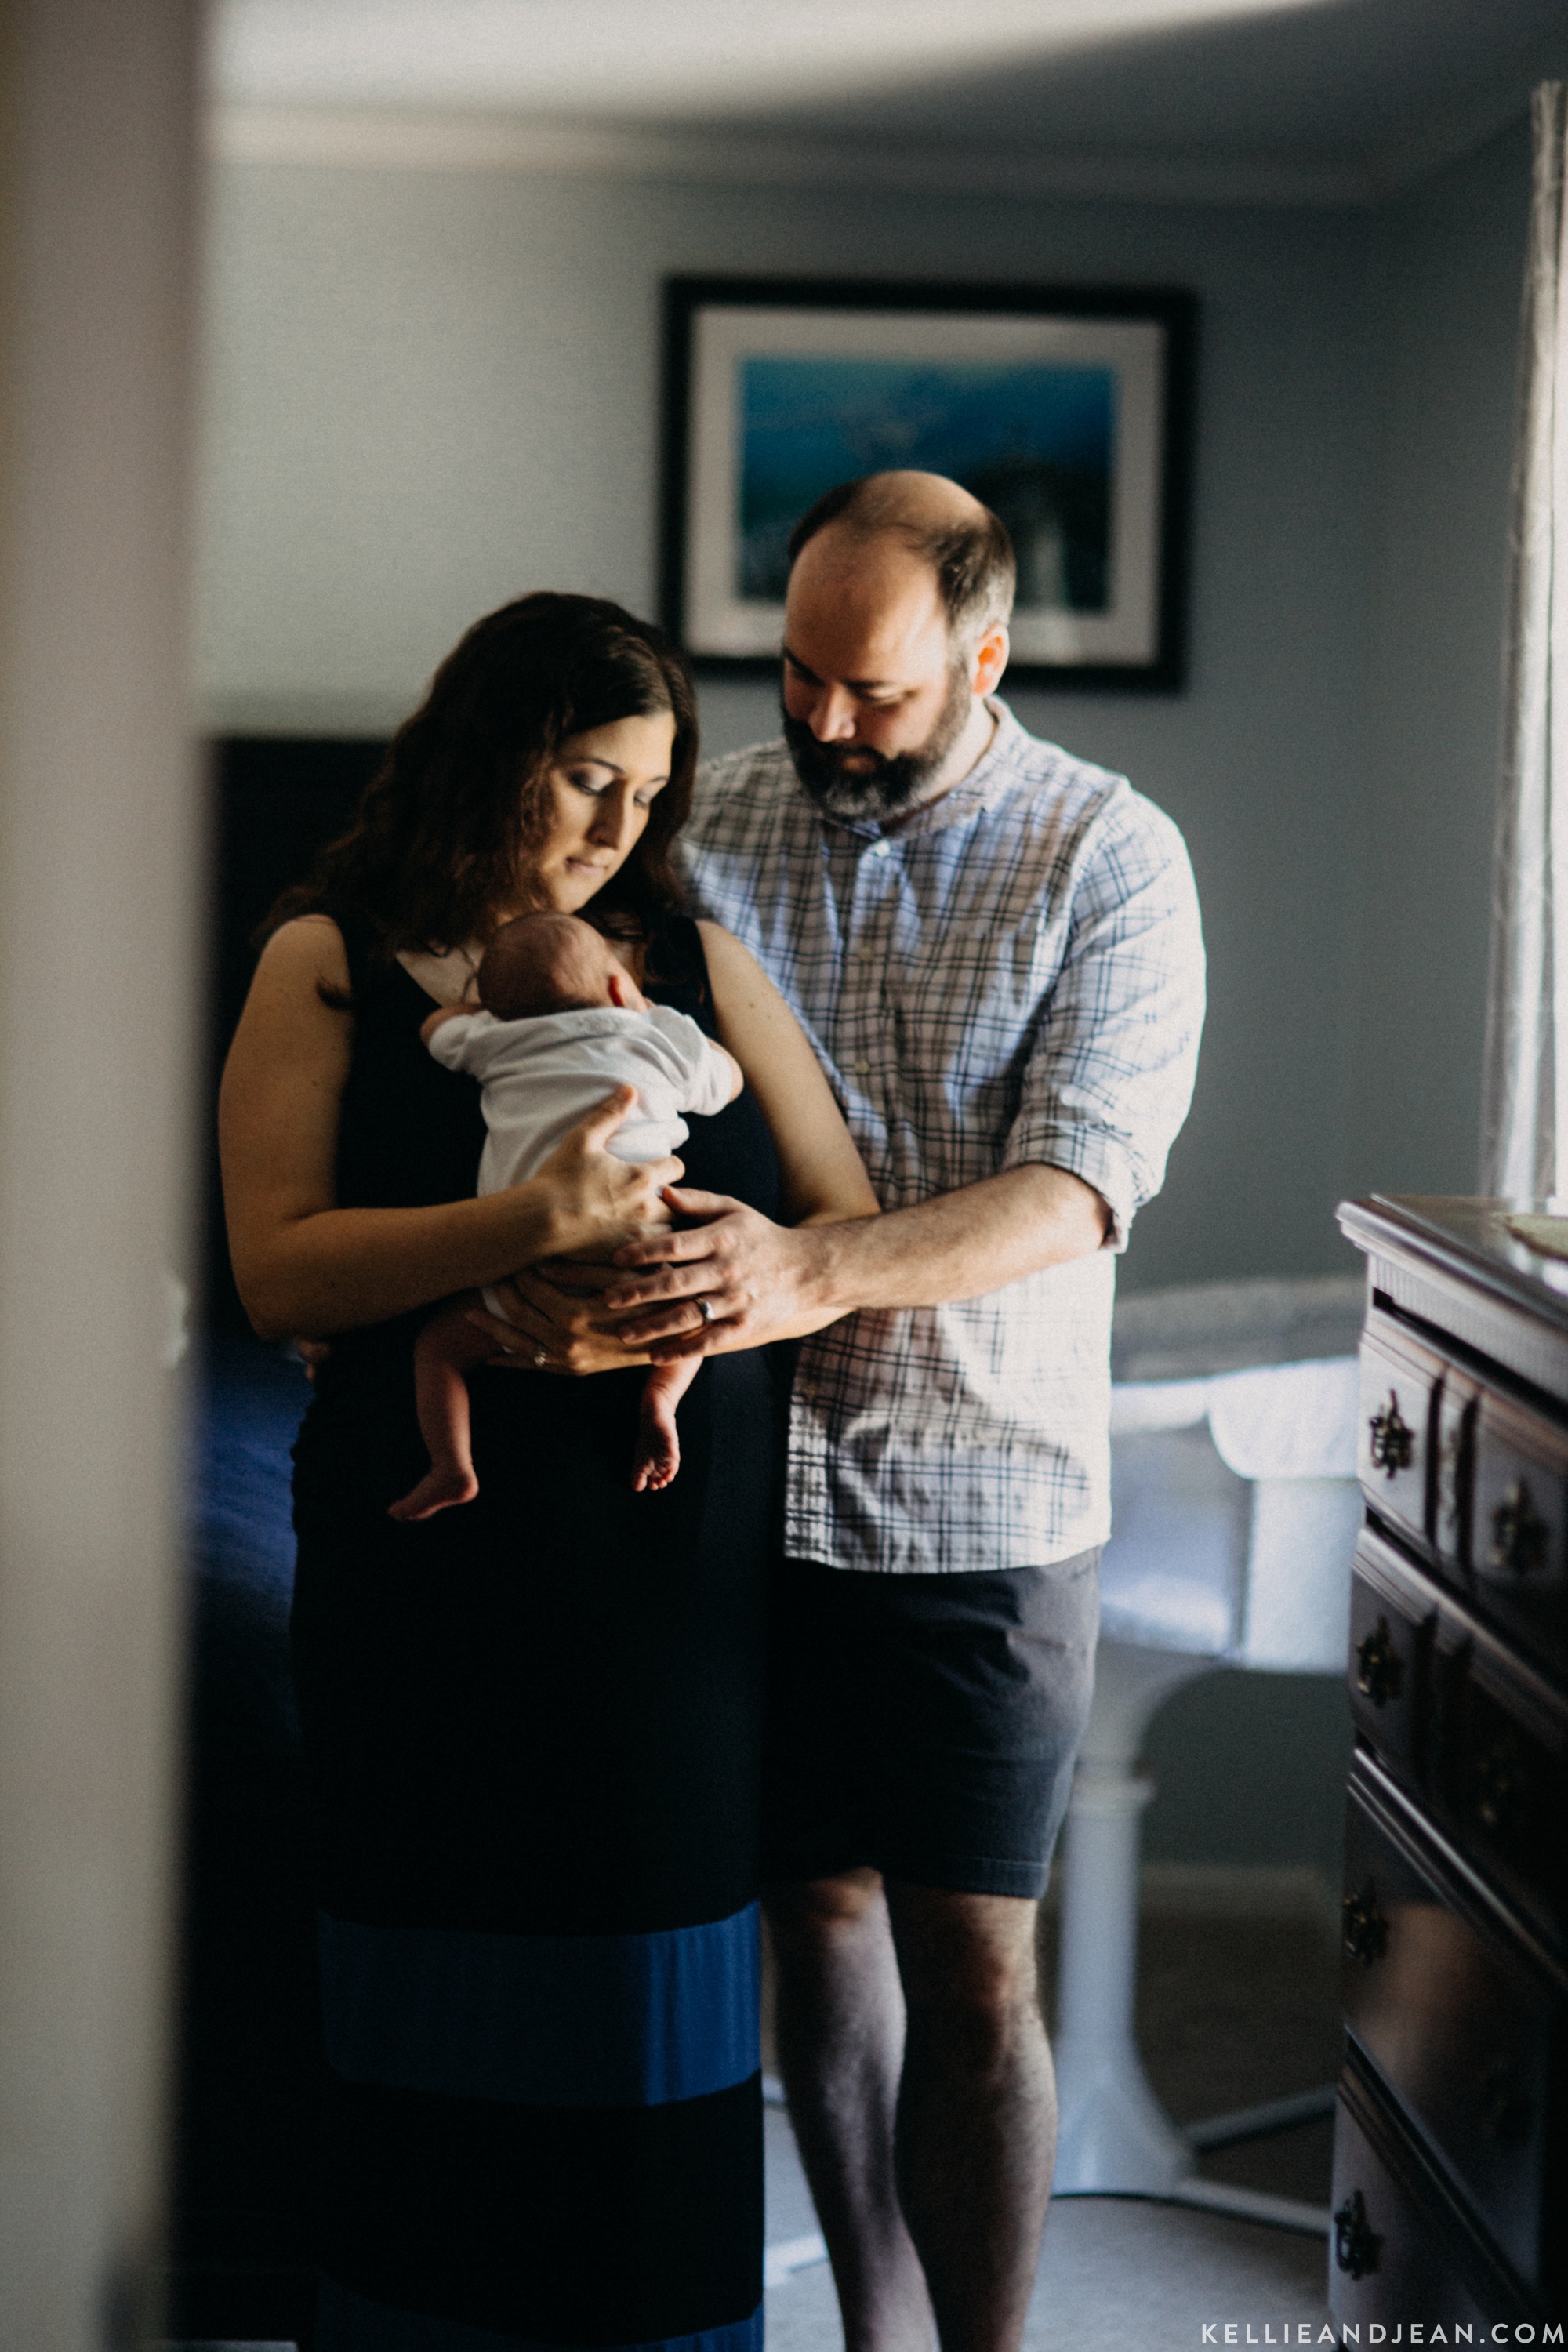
[528,710,677,915]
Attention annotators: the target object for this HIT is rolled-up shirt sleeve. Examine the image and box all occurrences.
[1000,793,1205,1249]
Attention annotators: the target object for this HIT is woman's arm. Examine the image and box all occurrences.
[695,921,879,1229]
[219,916,681,1341]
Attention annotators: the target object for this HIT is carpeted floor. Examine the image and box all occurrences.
[765,2171,1332,2352]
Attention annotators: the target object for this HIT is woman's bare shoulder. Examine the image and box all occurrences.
[253,913,351,995]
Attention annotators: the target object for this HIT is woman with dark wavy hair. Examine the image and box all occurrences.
[220,592,877,2351]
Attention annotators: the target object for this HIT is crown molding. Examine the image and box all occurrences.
[209,104,1379,209]
[1369,74,1539,196]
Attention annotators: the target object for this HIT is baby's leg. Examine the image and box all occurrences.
[633,1352,702,1493]
[389,1297,500,1521]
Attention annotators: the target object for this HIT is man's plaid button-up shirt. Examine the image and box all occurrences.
[677,701,1205,1575]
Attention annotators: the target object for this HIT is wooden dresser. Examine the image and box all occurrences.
[1334,1197,1566,2329]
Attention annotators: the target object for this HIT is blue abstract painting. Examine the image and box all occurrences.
[737,357,1116,611]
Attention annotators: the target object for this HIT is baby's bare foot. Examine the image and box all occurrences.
[388,1465,480,1521]
[632,1401,681,1493]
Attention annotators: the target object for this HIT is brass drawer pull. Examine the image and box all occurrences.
[1369,1393,1415,1477]
[1333,2187,1382,2279]
[1342,1880,1389,1968]
[1488,1479,1549,1577]
[1355,1616,1404,1708]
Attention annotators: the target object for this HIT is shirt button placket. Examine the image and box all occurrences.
[844,835,896,1095]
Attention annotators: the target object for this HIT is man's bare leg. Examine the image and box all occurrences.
[764,1871,935,2352]
[885,1883,1054,2352]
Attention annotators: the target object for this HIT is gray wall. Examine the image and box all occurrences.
[1347,118,1530,1203]
[199,136,1532,1291]
[1142,1669,1352,1886]
[197,123,1536,1876]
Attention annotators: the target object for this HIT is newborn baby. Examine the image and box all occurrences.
[389,910,742,1520]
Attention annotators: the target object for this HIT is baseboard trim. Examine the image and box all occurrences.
[1045,1860,1338,1927]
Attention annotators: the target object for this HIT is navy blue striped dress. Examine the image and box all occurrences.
[290,909,778,2350]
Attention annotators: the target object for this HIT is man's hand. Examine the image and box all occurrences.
[602,1163,1111,1356]
[603,1187,837,1359]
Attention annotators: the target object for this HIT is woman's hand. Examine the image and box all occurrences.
[463,1090,681,1374]
[466,1260,655,1376]
[531,1086,683,1252]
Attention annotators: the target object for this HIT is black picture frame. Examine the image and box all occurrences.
[659,275,1196,693]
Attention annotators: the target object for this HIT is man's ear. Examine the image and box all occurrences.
[971,623,1010,699]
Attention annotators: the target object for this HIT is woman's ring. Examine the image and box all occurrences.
[695,1297,715,1324]
[533,1344,550,1367]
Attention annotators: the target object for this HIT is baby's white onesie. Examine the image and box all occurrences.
[428,1001,735,1189]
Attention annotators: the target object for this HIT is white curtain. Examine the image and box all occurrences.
[1481,82,1568,1200]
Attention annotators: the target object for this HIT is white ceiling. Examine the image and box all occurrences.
[213,0,1345,118]
[210,0,1568,201]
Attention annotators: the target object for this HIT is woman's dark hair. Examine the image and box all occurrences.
[262,593,698,956]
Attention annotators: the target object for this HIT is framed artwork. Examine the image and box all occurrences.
[659,276,1196,691]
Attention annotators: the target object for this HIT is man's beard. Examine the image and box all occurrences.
[782,664,971,822]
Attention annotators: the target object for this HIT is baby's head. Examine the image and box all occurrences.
[476,912,646,1021]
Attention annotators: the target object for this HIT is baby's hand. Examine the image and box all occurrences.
[420,1001,471,1047]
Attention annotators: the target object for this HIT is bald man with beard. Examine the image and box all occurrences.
[535,474,1205,2350]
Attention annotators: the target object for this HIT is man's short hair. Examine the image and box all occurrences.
[787,477,1016,648]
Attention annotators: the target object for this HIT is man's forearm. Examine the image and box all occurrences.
[804,1164,1110,1317]
[603,1162,1112,1359]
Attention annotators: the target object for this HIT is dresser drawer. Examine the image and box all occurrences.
[1359,1308,1568,1671]
[1348,1526,1568,1943]
[1470,1385,1568,1671]
[1359,1316,1443,1548]
[1331,2042,1541,2330]
[1348,1527,1437,1778]
[1433,1607,1568,1951]
[1341,1751,1566,2289]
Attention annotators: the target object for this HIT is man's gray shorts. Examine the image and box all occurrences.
[761,1549,1102,1900]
